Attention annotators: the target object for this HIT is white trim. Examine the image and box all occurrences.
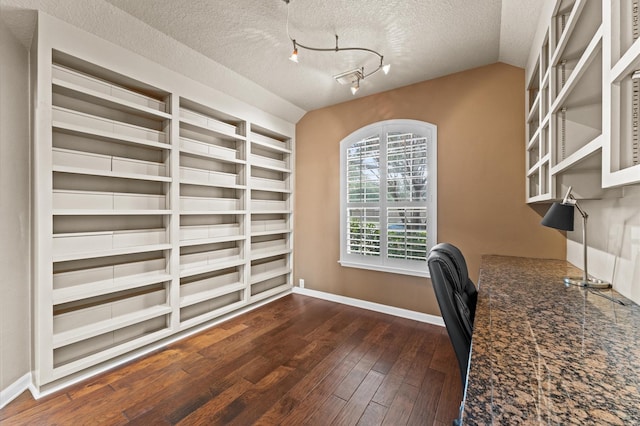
[337,260,430,278]
[339,119,437,275]
[0,372,32,409]
[292,287,444,327]
[28,290,291,399]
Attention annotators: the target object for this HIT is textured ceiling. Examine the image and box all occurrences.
[0,0,543,114]
[103,0,543,111]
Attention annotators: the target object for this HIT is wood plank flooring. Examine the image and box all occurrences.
[0,294,462,425]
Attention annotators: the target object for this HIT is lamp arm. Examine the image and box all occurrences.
[568,194,588,220]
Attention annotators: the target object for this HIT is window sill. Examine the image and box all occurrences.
[338,260,431,278]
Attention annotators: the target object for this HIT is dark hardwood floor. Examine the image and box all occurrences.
[0,294,462,425]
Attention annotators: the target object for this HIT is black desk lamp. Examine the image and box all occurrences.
[541,186,611,289]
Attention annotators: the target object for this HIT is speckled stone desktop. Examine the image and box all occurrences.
[463,256,640,425]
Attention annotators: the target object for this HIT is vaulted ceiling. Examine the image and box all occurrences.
[104,0,543,111]
[1,0,544,113]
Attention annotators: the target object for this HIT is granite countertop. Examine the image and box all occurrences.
[463,255,640,425]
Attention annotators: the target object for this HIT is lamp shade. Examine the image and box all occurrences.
[541,202,575,231]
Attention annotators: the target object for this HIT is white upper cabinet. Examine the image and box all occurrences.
[604,1,640,187]
[526,1,638,202]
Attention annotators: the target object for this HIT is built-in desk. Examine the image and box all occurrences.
[463,256,640,425]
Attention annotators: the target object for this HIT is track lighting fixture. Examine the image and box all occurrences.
[283,0,390,94]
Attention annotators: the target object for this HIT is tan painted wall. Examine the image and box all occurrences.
[294,62,566,316]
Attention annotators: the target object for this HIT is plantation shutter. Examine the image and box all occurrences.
[339,119,436,277]
[346,136,381,256]
[386,132,429,262]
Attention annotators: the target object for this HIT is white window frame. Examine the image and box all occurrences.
[339,119,437,278]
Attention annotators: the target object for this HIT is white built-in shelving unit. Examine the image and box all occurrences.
[604,1,640,187]
[33,16,294,391]
[526,1,640,202]
[526,0,605,202]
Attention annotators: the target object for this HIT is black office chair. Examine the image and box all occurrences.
[427,243,477,387]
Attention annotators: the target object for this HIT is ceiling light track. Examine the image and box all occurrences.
[283,0,390,94]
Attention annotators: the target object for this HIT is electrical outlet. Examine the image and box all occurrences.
[299,279,305,288]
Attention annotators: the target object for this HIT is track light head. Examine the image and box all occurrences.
[350,80,360,95]
[289,41,299,63]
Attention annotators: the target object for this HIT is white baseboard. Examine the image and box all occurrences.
[0,372,32,409]
[292,287,444,327]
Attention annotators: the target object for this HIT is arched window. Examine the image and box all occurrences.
[339,119,437,277]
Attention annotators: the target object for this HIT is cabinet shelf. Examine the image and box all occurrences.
[180,116,246,142]
[52,64,168,117]
[251,210,292,215]
[251,133,291,153]
[53,209,171,216]
[53,189,167,212]
[250,157,291,173]
[52,79,170,121]
[53,165,171,183]
[53,305,171,349]
[53,121,171,151]
[251,185,291,194]
[179,210,246,216]
[527,93,541,123]
[250,283,292,303]
[180,258,246,279]
[551,134,602,174]
[180,141,246,165]
[178,300,245,331]
[180,179,245,191]
[251,248,292,261]
[53,242,172,263]
[251,229,291,237]
[52,147,169,182]
[53,107,167,145]
[51,328,173,382]
[527,154,551,176]
[611,36,640,83]
[552,0,600,65]
[250,267,292,285]
[179,234,245,248]
[53,272,172,305]
[180,282,245,309]
[551,28,602,113]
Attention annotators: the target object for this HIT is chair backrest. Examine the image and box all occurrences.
[427,243,478,386]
